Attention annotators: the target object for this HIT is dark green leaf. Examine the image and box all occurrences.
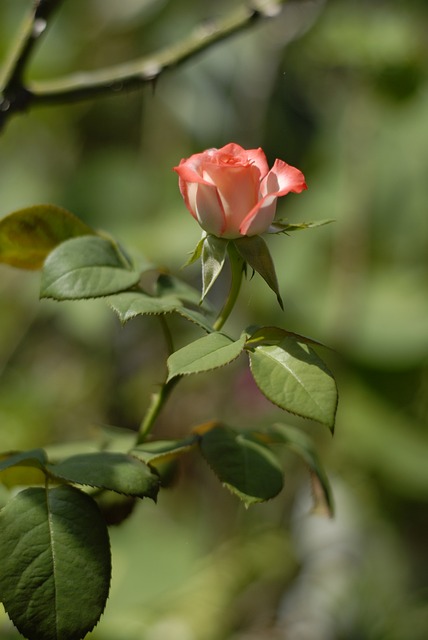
[234,236,283,309]
[46,452,159,499]
[248,335,338,430]
[167,331,246,381]
[0,485,111,640]
[40,235,140,300]
[0,205,95,270]
[199,425,283,506]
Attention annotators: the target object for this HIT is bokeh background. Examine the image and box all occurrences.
[1,1,428,638]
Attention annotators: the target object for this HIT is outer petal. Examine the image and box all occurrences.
[260,159,307,197]
[239,195,278,236]
[245,147,269,180]
[240,162,307,236]
[202,163,259,237]
[186,181,226,237]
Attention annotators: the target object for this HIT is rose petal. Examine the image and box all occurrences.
[245,147,269,181]
[239,195,278,236]
[189,182,226,237]
[261,159,307,197]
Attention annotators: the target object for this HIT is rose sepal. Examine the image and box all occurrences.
[200,234,229,300]
[233,235,283,310]
[269,219,334,234]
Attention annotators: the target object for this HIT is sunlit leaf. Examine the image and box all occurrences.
[40,235,140,300]
[248,335,338,430]
[0,205,95,270]
[0,485,111,640]
[167,331,246,381]
[199,425,283,506]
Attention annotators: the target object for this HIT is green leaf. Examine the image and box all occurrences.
[269,219,334,234]
[167,331,246,381]
[106,291,181,322]
[0,205,95,270]
[199,425,283,506]
[131,436,198,465]
[46,452,160,500]
[0,485,111,640]
[40,235,140,300]
[201,235,229,300]
[248,335,338,430]
[261,423,334,516]
[234,236,283,309]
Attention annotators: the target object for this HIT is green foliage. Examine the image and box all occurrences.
[247,331,338,430]
[0,205,95,270]
[199,425,284,506]
[46,452,160,500]
[0,485,111,640]
[167,331,247,380]
[40,235,140,300]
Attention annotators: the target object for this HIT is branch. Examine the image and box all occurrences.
[0,0,64,128]
[0,0,288,131]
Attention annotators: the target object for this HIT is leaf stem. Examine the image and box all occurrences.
[213,242,244,331]
[137,377,180,444]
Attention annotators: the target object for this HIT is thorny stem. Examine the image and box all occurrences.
[1,0,290,132]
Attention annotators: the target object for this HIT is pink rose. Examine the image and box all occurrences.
[173,142,307,239]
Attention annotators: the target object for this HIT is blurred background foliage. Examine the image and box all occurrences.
[1,0,428,638]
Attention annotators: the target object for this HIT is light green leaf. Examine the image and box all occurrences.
[40,235,140,300]
[248,335,338,430]
[201,235,229,300]
[261,423,334,516]
[0,485,111,640]
[131,436,198,465]
[269,219,334,234]
[167,331,246,381]
[234,236,283,309]
[46,452,159,499]
[0,205,95,270]
[199,425,283,506]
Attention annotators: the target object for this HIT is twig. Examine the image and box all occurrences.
[0,0,288,132]
[0,0,64,130]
